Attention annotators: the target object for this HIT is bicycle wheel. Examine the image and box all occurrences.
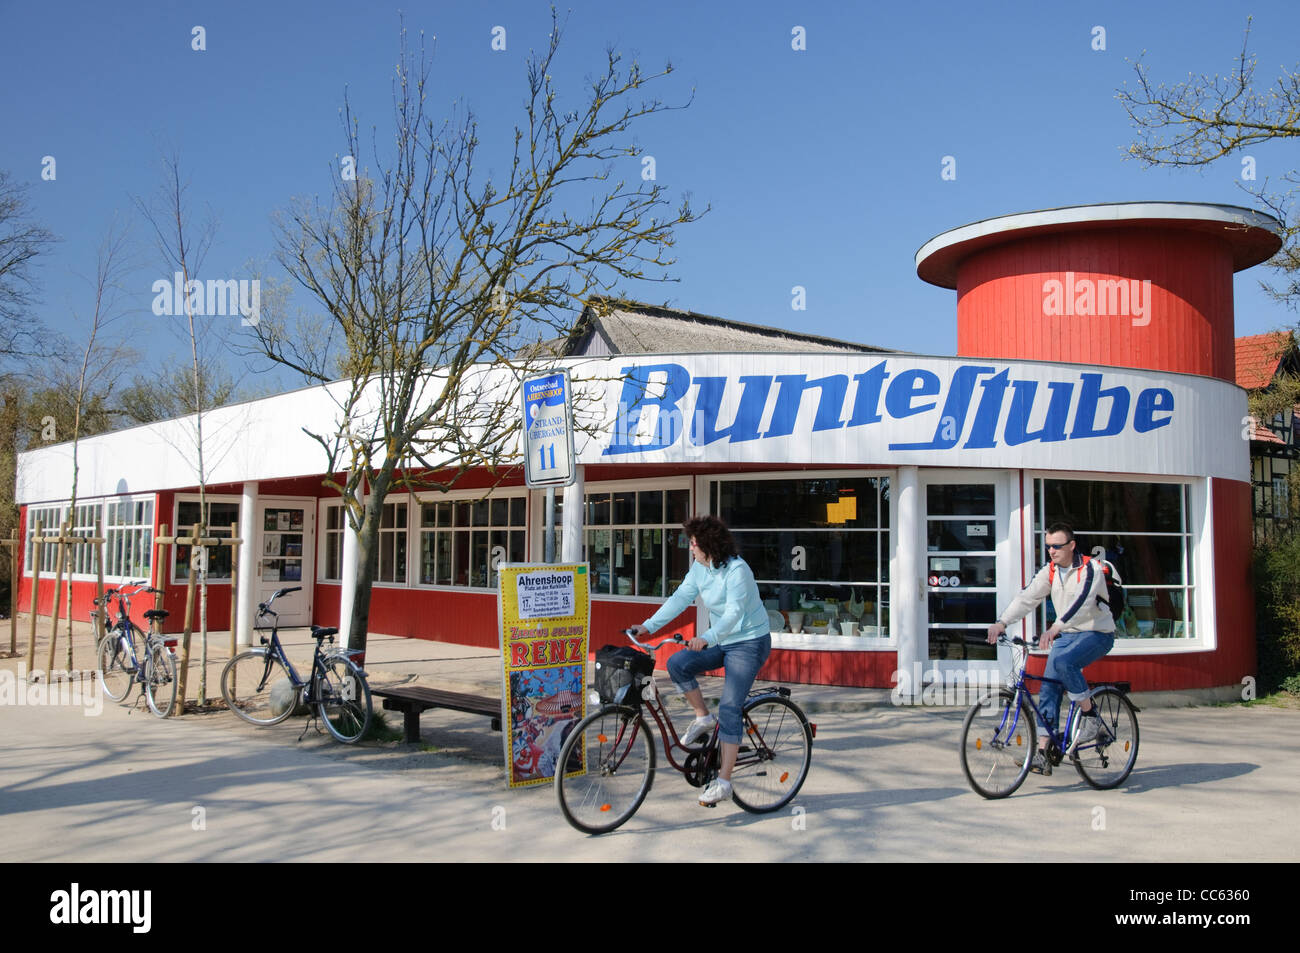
[221,650,297,725]
[730,694,813,813]
[1072,687,1139,790]
[555,706,655,834]
[96,629,134,702]
[961,689,1037,799]
[316,656,372,743]
[144,641,178,719]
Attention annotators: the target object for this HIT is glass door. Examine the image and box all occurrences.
[923,480,1000,664]
[256,499,315,627]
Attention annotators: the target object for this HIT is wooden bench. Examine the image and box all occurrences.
[372,686,503,743]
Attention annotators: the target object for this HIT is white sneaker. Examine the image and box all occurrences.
[679,714,716,747]
[1069,710,1101,755]
[699,778,732,806]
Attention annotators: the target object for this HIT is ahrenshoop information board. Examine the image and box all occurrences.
[498,564,590,788]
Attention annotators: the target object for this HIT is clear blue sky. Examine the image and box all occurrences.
[3,0,1297,386]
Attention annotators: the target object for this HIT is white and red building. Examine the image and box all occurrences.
[15,202,1282,694]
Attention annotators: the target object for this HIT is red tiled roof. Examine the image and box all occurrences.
[1251,422,1286,445]
[1235,331,1296,390]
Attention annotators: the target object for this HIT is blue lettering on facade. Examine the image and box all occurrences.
[601,361,1178,456]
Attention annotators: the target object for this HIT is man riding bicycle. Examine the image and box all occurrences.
[986,522,1115,774]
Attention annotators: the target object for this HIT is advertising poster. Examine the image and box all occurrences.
[498,563,590,788]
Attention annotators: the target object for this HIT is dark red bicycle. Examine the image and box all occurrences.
[554,630,814,834]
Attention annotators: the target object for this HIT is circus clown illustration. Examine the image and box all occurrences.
[508,666,584,784]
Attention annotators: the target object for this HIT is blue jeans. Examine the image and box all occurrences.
[667,635,772,745]
[1037,629,1115,734]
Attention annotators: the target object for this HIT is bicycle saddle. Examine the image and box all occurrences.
[144,609,170,621]
[311,626,339,640]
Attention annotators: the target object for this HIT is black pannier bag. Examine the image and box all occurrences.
[594,645,655,705]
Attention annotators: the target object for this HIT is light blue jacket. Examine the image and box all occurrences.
[642,556,769,647]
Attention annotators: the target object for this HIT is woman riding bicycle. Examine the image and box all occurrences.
[626,515,770,807]
[986,522,1115,774]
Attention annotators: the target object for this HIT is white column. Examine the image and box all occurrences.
[338,513,360,649]
[236,481,259,648]
[560,465,585,563]
[894,466,923,701]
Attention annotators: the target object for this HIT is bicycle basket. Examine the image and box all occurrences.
[594,645,655,705]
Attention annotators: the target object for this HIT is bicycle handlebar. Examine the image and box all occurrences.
[623,629,685,653]
[999,633,1042,648]
[256,586,302,618]
[94,581,161,607]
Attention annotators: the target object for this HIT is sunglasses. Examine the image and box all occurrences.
[1045,541,1073,551]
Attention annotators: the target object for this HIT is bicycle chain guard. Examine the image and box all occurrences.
[681,745,720,788]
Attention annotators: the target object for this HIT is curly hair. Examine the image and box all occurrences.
[683,515,738,566]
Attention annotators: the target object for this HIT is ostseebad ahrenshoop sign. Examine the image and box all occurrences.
[522,369,576,488]
[573,354,1245,480]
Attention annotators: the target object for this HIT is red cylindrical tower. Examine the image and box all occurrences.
[915,202,1282,381]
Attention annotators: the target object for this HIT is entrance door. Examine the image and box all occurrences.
[921,476,1008,666]
[256,499,315,627]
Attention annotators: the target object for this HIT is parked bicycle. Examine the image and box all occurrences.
[555,630,814,834]
[94,581,178,718]
[960,633,1139,798]
[219,586,373,743]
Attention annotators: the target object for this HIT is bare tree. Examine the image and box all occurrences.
[251,19,704,651]
[135,155,222,709]
[1117,17,1300,308]
[61,220,135,668]
[0,169,57,363]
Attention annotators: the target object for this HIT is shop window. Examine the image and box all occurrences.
[321,503,345,582]
[28,498,155,581]
[25,504,66,575]
[1034,479,1195,641]
[105,497,154,581]
[584,487,691,597]
[714,476,891,639]
[377,501,408,584]
[418,493,525,589]
[173,499,240,581]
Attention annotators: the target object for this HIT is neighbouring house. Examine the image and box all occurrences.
[1235,330,1300,540]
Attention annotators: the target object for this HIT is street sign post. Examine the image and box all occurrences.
[522,370,576,489]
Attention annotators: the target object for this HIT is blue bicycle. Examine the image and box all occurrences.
[94,582,178,718]
[960,633,1139,798]
[219,586,372,743]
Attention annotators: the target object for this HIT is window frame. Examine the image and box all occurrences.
[577,478,694,602]
[317,499,347,584]
[703,469,896,651]
[25,495,157,583]
[170,494,242,584]
[410,488,529,592]
[1027,471,1206,654]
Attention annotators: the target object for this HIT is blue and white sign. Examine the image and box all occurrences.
[570,354,1248,482]
[522,370,576,487]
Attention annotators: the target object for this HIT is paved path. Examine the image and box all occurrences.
[2,667,1296,861]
